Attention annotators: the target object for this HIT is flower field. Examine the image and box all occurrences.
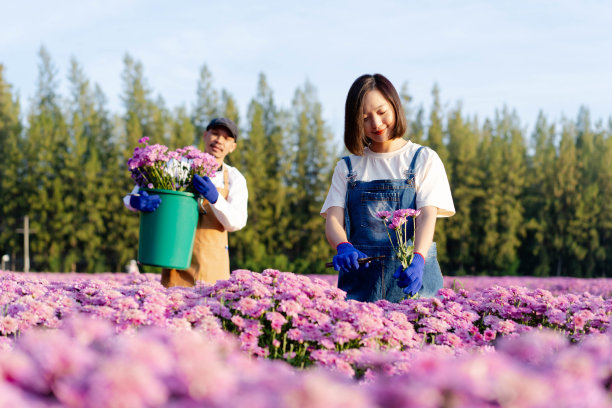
[1,269,611,407]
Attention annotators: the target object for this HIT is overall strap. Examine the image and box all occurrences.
[342,155,357,187]
[403,146,425,186]
[342,156,353,240]
[342,156,353,173]
[408,146,425,173]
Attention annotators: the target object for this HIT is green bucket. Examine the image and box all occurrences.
[137,188,199,269]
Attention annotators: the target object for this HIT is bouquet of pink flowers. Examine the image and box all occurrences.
[376,209,421,268]
[127,137,218,192]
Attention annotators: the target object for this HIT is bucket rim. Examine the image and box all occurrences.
[142,188,196,198]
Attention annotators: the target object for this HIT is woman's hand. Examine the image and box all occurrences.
[333,242,370,273]
[394,252,425,295]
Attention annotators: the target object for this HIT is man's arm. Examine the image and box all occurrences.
[123,185,140,211]
[209,171,248,232]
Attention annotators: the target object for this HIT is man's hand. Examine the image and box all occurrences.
[193,174,219,204]
[332,242,370,273]
[393,252,425,296]
[130,191,161,212]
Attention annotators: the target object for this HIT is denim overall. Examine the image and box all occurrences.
[339,146,443,302]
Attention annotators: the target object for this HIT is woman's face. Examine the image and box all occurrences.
[362,89,395,143]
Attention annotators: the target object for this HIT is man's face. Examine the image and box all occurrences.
[203,127,236,162]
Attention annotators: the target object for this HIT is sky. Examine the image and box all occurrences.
[1,0,611,147]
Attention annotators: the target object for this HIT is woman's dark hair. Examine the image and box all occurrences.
[344,73,407,155]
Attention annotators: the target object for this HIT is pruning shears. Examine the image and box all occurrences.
[325,255,386,269]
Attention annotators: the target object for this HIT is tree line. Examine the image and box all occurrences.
[0,47,610,277]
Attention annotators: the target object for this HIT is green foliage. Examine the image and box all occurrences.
[445,105,484,274]
[0,64,24,271]
[521,112,557,276]
[230,73,281,270]
[169,106,196,149]
[66,58,113,272]
[192,64,220,138]
[26,47,71,271]
[400,82,424,144]
[425,85,450,267]
[285,80,336,274]
[0,51,610,277]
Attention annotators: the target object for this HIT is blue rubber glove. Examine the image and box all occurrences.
[393,252,425,296]
[130,190,161,212]
[332,243,370,273]
[193,174,219,204]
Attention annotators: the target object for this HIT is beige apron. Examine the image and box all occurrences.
[161,168,230,288]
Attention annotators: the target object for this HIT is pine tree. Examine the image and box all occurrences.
[595,122,612,276]
[426,84,450,270]
[427,84,449,164]
[93,84,127,272]
[499,109,527,274]
[65,58,113,272]
[25,47,71,271]
[400,82,425,145]
[551,119,580,276]
[151,95,172,146]
[475,119,501,274]
[230,73,290,271]
[110,54,162,271]
[192,64,220,138]
[119,54,165,152]
[476,108,526,275]
[410,107,426,146]
[445,105,484,274]
[0,64,24,271]
[286,80,336,274]
[572,107,602,276]
[220,89,241,168]
[521,111,557,276]
[169,106,196,149]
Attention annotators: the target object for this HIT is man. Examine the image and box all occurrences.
[124,118,248,287]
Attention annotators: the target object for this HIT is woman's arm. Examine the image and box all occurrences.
[325,206,349,249]
[414,206,437,256]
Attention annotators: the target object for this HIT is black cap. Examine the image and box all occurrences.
[206,118,238,141]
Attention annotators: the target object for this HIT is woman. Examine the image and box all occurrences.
[321,73,455,302]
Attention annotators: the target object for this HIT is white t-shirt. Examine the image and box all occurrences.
[320,141,455,217]
[124,163,248,232]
